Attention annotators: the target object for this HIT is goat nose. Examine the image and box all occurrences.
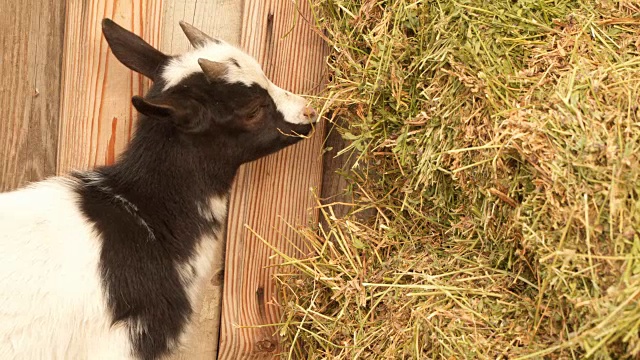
[303,106,317,120]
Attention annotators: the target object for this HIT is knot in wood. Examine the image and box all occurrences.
[255,339,277,353]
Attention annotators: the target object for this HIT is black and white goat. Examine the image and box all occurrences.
[0,19,317,360]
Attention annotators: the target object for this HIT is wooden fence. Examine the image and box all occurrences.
[0,0,330,358]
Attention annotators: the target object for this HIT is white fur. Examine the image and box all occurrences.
[180,194,227,304]
[175,195,226,352]
[0,180,228,359]
[208,195,228,222]
[162,42,316,125]
[0,178,134,359]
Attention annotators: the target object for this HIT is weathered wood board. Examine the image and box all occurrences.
[161,2,243,358]
[0,1,329,359]
[218,1,328,358]
[0,0,65,191]
[57,0,164,174]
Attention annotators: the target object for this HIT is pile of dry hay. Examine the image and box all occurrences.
[273,1,640,358]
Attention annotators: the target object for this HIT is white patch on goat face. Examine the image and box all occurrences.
[267,81,315,125]
[161,41,317,126]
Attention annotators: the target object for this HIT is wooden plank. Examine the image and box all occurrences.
[161,1,242,53]
[54,1,327,359]
[161,2,243,359]
[57,1,236,358]
[0,0,65,191]
[218,1,329,358]
[57,0,163,174]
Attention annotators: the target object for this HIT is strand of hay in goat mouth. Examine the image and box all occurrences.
[271,1,640,359]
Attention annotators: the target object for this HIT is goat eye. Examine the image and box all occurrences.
[247,107,261,118]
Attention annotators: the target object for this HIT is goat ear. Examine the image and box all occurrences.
[132,96,209,133]
[132,96,175,118]
[102,18,168,81]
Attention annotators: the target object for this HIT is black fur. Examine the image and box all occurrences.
[74,19,314,360]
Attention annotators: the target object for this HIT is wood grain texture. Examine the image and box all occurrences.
[0,0,65,191]
[27,1,328,358]
[57,0,163,174]
[218,1,329,358]
[161,0,243,54]
[161,2,243,359]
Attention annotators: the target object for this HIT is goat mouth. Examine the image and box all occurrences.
[298,124,314,137]
[280,123,314,139]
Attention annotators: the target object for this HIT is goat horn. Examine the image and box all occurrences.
[179,21,214,48]
[198,58,228,82]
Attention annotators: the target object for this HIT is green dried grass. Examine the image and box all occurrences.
[274,0,640,358]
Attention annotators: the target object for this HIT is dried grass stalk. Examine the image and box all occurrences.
[272,1,640,359]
